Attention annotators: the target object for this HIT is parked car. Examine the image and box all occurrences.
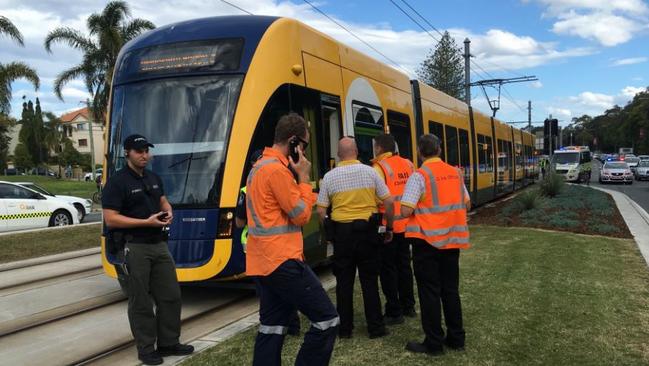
[625,157,640,172]
[15,182,92,222]
[84,168,103,182]
[599,161,633,184]
[635,161,649,181]
[30,167,59,178]
[637,155,649,162]
[0,181,79,232]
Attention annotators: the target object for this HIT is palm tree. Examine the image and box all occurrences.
[0,15,39,114]
[44,1,155,125]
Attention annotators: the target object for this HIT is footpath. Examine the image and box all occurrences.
[591,186,649,267]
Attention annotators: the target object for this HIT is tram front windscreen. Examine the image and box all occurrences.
[107,75,243,207]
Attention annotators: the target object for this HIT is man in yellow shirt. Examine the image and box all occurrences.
[317,137,394,339]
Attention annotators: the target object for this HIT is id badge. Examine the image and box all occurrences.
[378,225,386,234]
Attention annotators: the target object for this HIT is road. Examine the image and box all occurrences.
[589,161,649,212]
[84,211,102,223]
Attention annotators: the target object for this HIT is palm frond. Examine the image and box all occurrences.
[122,19,155,41]
[44,27,96,53]
[52,65,87,101]
[0,15,24,46]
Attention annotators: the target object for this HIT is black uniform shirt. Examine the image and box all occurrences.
[102,165,165,238]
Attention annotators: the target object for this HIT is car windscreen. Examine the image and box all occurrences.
[638,161,649,167]
[552,152,579,164]
[625,157,639,163]
[604,163,628,169]
[21,183,54,196]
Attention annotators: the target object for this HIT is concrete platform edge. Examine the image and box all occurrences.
[0,246,101,272]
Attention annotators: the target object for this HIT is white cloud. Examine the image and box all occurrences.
[548,106,572,118]
[552,11,642,46]
[548,86,647,118]
[612,57,648,66]
[60,86,92,100]
[529,0,649,46]
[530,81,544,88]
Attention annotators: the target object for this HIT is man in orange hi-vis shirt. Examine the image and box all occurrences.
[246,113,339,366]
[400,134,471,357]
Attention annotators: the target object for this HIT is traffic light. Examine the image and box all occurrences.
[543,118,558,154]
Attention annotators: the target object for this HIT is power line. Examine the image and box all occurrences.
[220,0,253,15]
[302,0,411,74]
[399,0,446,41]
[388,0,440,44]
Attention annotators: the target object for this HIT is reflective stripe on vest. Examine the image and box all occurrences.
[240,186,249,247]
[377,155,414,233]
[405,160,469,249]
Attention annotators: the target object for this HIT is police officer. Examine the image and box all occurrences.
[235,149,301,336]
[246,113,339,366]
[371,134,416,324]
[102,134,193,365]
[400,134,470,356]
[316,137,395,339]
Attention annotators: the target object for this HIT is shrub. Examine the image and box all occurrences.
[515,189,544,211]
[539,172,565,198]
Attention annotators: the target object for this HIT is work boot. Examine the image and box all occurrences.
[403,308,417,318]
[384,315,405,326]
[138,351,163,365]
[157,343,195,356]
[405,341,444,356]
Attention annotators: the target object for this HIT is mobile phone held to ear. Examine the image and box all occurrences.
[289,137,300,163]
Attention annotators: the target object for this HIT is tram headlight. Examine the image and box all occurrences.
[217,209,235,238]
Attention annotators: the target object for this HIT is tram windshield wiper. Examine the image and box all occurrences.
[167,154,208,169]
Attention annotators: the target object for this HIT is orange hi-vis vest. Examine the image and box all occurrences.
[245,147,315,276]
[376,154,415,233]
[405,160,470,249]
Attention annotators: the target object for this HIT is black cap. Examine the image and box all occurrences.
[123,134,154,150]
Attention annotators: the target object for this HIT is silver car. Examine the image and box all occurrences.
[635,161,649,181]
[625,157,640,172]
[599,161,633,184]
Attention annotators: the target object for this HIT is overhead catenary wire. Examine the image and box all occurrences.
[220,0,253,15]
[302,0,412,75]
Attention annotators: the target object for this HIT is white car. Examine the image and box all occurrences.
[637,155,649,162]
[16,182,92,222]
[599,162,633,184]
[0,181,80,232]
[84,168,103,182]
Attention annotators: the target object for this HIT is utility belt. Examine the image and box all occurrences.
[329,213,383,235]
[106,231,166,255]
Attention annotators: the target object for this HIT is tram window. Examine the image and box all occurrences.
[485,136,494,172]
[387,110,413,160]
[459,128,470,179]
[515,143,523,169]
[353,101,383,165]
[428,121,445,161]
[445,125,459,167]
[477,134,486,173]
[318,96,342,178]
[498,139,508,171]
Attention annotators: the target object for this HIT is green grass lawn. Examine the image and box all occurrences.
[183,225,649,366]
[0,175,97,200]
[0,224,101,263]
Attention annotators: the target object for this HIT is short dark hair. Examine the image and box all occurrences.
[418,134,441,158]
[374,134,396,153]
[274,113,308,144]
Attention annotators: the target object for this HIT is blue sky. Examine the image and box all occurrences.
[1,0,648,126]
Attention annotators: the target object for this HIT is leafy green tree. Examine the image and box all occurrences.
[417,31,465,100]
[44,1,155,124]
[0,16,39,114]
[0,113,15,170]
[13,142,32,170]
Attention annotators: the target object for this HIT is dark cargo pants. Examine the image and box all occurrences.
[253,260,339,366]
[379,232,416,317]
[124,241,182,354]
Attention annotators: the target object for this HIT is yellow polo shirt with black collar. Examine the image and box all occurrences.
[317,159,391,223]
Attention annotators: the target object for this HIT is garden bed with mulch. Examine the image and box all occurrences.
[471,184,633,239]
